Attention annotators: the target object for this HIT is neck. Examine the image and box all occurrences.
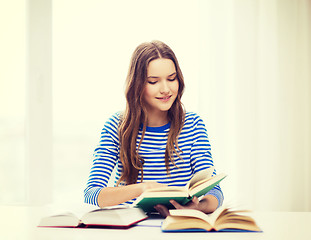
[146,110,169,127]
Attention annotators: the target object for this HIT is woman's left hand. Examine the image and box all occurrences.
[170,196,201,211]
[154,195,218,217]
[153,196,200,217]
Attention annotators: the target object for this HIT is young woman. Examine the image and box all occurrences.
[84,40,223,216]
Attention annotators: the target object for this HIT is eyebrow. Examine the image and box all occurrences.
[147,72,176,79]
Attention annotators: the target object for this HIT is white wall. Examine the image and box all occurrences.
[52,0,202,206]
[1,0,310,211]
[0,0,27,204]
[198,0,311,211]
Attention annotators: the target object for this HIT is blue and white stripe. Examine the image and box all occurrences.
[84,112,224,207]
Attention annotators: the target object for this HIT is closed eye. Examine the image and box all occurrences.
[167,72,177,81]
[168,77,176,81]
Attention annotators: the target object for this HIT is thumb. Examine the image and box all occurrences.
[192,196,200,204]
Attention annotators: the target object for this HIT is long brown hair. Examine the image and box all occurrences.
[118,40,185,185]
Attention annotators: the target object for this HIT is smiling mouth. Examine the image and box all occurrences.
[156,95,172,101]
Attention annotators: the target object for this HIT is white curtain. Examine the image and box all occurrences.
[198,0,311,211]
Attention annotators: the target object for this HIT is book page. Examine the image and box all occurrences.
[214,208,261,232]
[169,206,226,226]
[81,207,147,226]
[144,186,185,193]
[189,178,210,190]
[206,206,227,226]
[38,212,81,227]
[188,173,227,197]
[186,167,215,190]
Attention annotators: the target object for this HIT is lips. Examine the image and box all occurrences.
[156,95,172,102]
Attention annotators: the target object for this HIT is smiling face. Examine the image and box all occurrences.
[143,58,179,121]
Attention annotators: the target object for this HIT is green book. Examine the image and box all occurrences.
[133,169,227,213]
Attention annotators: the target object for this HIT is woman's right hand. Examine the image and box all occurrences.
[98,182,167,208]
[140,181,167,192]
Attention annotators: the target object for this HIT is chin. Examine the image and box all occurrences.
[159,105,173,112]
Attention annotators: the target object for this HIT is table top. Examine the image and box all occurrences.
[1,206,310,240]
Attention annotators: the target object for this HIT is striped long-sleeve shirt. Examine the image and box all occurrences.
[84,112,224,207]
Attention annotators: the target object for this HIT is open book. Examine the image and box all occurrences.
[133,168,227,212]
[38,206,147,229]
[161,207,261,232]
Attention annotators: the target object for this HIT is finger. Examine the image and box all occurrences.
[169,200,183,209]
[154,204,170,217]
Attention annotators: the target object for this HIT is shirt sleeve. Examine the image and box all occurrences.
[84,114,120,206]
[189,113,224,207]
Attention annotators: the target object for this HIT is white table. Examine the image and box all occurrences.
[1,206,310,240]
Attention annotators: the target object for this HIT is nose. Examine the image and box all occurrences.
[160,81,170,94]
